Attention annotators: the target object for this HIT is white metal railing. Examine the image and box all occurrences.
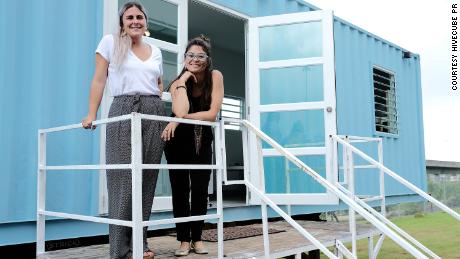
[241,120,429,259]
[37,113,225,259]
[332,135,460,221]
[338,135,385,258]
[332,134,460,258]
[37,115,457,258]
[335,239,355,259]
[38,115,359,259]
[243,180,338,259]
[335,135,436,258]
[220,117,336,258]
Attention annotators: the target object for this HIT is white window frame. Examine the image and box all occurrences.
[247,10,339,205]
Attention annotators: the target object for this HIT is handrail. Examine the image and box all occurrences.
[244,180,338,259]
[140,113,218,127]
[332,135,460,221]
[241,120,428,258]
[39,114,133,133]
[339,135,385,257]
[335,240,356,259]
[39,113,218,134]
[224,118,338,258]
[40,164,221,171]
[37,114,449,258]
[37,113,225,259]
[335,184,440,259]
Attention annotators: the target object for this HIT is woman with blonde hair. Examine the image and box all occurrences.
[82,2,164,258]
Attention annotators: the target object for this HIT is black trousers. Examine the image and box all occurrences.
[165,141,212,242]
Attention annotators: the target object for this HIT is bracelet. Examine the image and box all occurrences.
[176,85,187,90]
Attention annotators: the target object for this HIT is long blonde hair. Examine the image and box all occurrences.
[113,2,148,67]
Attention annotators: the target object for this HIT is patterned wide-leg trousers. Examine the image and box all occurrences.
[106,95,166,259]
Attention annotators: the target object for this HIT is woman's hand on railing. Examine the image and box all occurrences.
[82,115,97,130]
[161,122,179,141]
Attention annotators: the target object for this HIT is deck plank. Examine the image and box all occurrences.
[40,220,377,259]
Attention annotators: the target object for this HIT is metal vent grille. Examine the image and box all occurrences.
[220,96,244,130]
[373,67,398,134]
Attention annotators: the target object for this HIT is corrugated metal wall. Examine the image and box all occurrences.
[0,0,427,246]
[333,18,427,196]
[209,0,317,16]
[0,0,103,225]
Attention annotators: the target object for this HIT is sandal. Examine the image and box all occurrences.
[129,249,154,259]
[144,249,154,259]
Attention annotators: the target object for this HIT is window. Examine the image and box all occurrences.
[373,67,398,134]
[220,96,244,130]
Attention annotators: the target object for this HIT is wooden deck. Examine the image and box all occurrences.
[39,220,378,259]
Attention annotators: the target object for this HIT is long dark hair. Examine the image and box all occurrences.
[169,35,214,110]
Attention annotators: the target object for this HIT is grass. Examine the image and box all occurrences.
[321,210,460,258]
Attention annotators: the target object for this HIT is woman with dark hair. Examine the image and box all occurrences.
[161,35,224,256]
[82,2,164,258]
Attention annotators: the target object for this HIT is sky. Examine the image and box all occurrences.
[306,0,460,162]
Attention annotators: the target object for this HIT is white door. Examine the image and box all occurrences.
[100,0,188,214]
[247,10,338,205]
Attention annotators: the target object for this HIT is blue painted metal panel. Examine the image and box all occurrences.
[209,0,316,17]
[0,0,103,224]
[0,193,423,245]
[333,18,427,196]
[0,0,427,246]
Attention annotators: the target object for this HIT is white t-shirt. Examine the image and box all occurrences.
[95,34,163,96]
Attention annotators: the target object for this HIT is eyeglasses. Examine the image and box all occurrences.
[184,52,208,61]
